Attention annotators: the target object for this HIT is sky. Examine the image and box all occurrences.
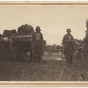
[0,5,88,45]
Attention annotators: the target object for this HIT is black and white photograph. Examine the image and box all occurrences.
[0,2,88,83]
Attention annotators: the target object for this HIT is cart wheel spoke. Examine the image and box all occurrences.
[12,46,19,61]
[23,52,30,61]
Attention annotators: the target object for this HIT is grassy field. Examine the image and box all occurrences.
[0,52,88,81]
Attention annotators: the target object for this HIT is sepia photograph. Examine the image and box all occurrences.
[0,2,88,86]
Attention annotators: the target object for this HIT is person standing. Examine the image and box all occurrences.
[83,30,88,62]
[32,26,43,63]
[0,34,2,58]
[62,29,74,64]
[83,30,88,51]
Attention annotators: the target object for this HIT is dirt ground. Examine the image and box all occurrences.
[0,52,88,81]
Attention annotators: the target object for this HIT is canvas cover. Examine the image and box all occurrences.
[3,30,10,37]
[3,29,16,37]
[17,24,34,35]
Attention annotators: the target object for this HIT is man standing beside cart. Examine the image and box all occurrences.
[32,26,43,63]
[62,29,74,64]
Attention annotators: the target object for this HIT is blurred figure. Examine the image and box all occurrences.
[48,45,51,56]
[59,51,62,58]
[83,30,88,51]
[62,29,74,64]
[0,34,2,58]
[74,47,83,59]
[83,30,88,62]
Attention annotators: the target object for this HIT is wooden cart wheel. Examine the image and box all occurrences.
[19,51,24,60]
[19,50,33,62]
[1,44,10,60]
[23,52,31,61]
[19,51,30,61]
[12,46,19,61]
[3,48,10,59]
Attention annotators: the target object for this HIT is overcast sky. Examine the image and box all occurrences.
[0,5,88,45]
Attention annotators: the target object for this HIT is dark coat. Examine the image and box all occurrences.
[62,34,74,54]
[32,32,43,47]
[62,34,74,48]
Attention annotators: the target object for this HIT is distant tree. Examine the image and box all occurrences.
[55,45,62,49]
[52,44,57,49]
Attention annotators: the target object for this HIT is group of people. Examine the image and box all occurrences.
[33,27,88,64]
[0,25,88,64]
[32,27,75,64]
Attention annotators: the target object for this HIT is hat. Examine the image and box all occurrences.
[66,28,71,32]
[35,26,41,31]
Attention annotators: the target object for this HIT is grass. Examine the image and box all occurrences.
[0,52,88,81]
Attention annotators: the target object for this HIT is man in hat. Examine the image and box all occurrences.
[62,29,74,64]
[32,26,43,63]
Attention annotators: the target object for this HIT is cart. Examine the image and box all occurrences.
[11,24,34,61]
